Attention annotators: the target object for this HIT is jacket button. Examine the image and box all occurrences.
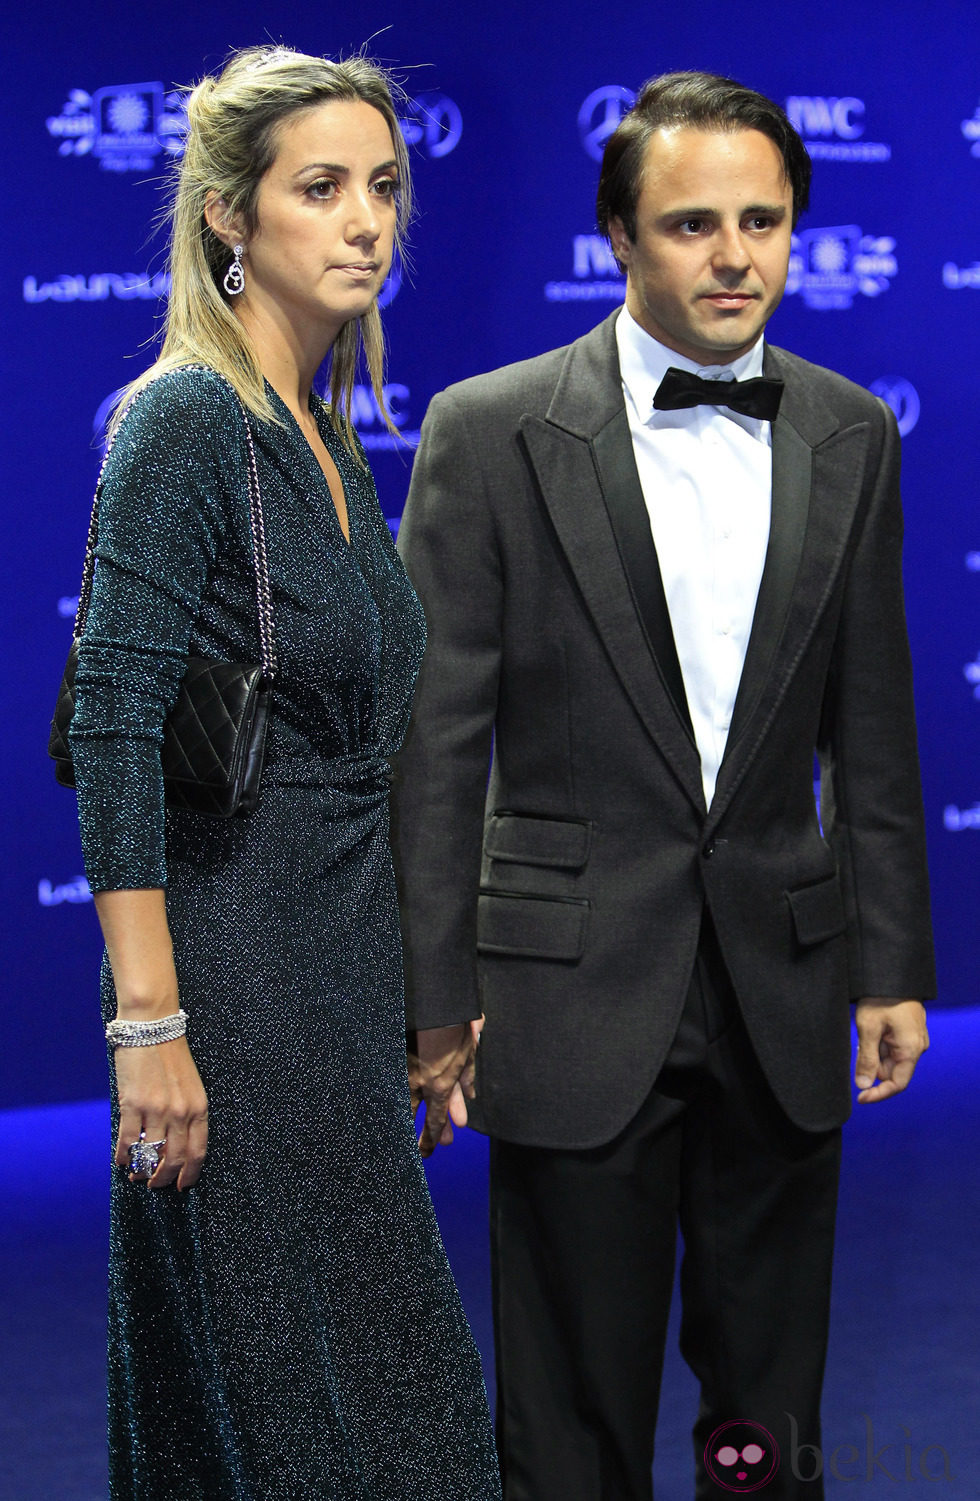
[702,840,715,859]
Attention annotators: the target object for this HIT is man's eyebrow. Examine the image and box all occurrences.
[660,201,789,219]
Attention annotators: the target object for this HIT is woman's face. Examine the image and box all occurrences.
[239,99,400,344]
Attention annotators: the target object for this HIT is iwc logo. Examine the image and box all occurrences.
[544,233,625,304]
[46,83,186,171]
[350,382,420,452]
[785,226,897,310]
[577,85,636,161]
[784,95,890,162]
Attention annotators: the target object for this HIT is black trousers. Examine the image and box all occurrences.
[490,918,842,1500]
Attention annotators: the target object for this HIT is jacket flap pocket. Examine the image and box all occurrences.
[477,890,589,960]
[484,813,592,869]
[787,874,846,946]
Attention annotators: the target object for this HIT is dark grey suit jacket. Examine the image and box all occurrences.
[391,310,935,1147]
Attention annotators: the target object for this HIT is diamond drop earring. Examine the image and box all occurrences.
[223,243,245,296]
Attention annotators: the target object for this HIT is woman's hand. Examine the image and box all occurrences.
[114,1037,209,1189]
[94,888,210,1189]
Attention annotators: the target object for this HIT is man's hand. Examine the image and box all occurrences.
[853,998,929,1104]
[407,1020,483,1156]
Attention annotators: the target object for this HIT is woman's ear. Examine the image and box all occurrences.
[204,193,245,249]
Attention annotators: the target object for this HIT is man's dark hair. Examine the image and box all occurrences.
[596,71,812,254]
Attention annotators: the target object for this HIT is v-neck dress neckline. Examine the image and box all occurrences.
[264,380,357,553]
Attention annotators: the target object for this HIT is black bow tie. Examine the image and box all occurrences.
[653,366,784,422]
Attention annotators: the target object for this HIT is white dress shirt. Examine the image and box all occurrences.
[615,307,773,808]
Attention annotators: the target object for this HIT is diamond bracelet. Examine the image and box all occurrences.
[105,1010,188,1050]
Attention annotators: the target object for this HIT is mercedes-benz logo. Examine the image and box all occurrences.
[578,85,636,161]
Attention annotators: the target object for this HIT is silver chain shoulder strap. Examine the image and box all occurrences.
[72,366,278,684]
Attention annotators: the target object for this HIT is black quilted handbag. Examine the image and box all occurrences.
[48,372,278,818]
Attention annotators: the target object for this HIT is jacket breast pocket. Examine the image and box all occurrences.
[477,890,590,961]
[786,873,846,947]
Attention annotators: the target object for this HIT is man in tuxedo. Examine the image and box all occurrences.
[391,72,934,1499]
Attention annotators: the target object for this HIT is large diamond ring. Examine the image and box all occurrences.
[127,1131,167,1176]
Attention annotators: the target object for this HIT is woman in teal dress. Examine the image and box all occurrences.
[67,45,499,1501]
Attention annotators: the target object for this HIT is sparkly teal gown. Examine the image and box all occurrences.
[69,367,500,1501]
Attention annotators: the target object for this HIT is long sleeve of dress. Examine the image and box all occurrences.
[69,368,245,892]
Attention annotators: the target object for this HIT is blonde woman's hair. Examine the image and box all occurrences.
[113,45,413,448]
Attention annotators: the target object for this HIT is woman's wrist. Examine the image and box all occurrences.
[106,1010,187,1049]
[112,989,181,1021]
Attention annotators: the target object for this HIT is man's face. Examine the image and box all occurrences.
[609,126,794,365]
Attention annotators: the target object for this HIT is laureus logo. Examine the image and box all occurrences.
[46,83,186,172]
[38,875,92,907]
[785,225,897,310]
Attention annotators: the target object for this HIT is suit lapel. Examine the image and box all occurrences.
[711,346,873,822]
[593,409,695,741]
[519,315,704,812]
[725,396,812,752]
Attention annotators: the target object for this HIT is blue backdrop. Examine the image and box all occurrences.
[4,0,977,1109]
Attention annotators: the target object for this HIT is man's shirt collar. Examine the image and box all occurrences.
[615,305,767,429]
